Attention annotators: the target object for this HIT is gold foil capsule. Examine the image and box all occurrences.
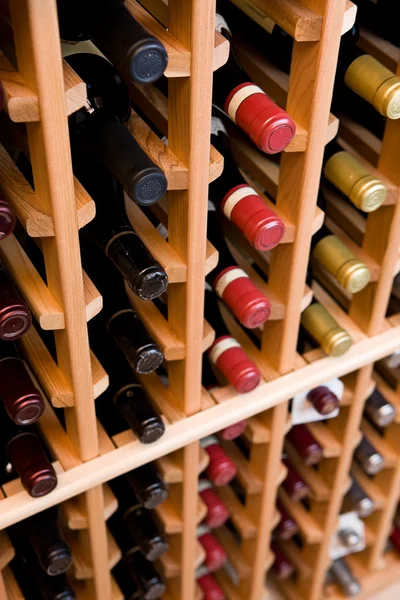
[301,303,353,357]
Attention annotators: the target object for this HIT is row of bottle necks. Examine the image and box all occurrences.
[4,351,400,600]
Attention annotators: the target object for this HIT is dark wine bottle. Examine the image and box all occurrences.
[342,477,375,518]
[0,404,57,497]
[197,524,227,572]
[274,500,299,540]
[82,246,163,372]
[311,221,370,294]
[213,7,295,154]
[329,558,361,597]
[9,508,73,576]
[118,462,168,510]
[66,52,167,206]
[352,0,399,47]
[115,549,165,600]
[204,288,261,393]
[209,116,285,251]
[198,478,230,529]
[0,339,44,424]
[286,424,323,466]
[282,458,310,502]
[200,436,237,487]
[108,480,168,561]
[364,388,395,428]
[0,259,32,340]
[0,196,16,240]
[11,553,76,600]
[207,207,271,328]
[354,434,385,475]
[57,0,168,83]
[300,300,353,357]
[270,541,295,581]
[306,385,341,417]
[323,140,387,212]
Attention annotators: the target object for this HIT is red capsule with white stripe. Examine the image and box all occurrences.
[197,570,225,600]
[197,524,228,572]
[199,479,230,529]
[201,436,237,487]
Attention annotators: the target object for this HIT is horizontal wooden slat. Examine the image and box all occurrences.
[67,529,121,580]
[306,421,342,459]
[156,496,206,534]
[216,485,257,539]
[159,541,205,578]
[359,26,400,73]
[62,484,118,530]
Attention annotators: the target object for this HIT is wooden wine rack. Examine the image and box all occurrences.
[1,0,400,599]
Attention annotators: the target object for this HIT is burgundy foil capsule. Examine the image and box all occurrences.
[197,573,225,600]
[199,479,230,529]
[224,83,296,154]
[220,184,285,251]
[282,458,309,502]
[286,425,323,466]
[6,431,57,497]
[275,501,299,540]
[208,335,261,394]
[202,437,237,486]
[0,352,44,425]
[220,419,247,441]
[197,526,227,572]
[307,385,340,416]
[0,262,32,340]
[271,541,295,581]
[0,199,16,241]
[214,267,271,329]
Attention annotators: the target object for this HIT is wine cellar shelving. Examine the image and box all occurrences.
[1,0,400,599]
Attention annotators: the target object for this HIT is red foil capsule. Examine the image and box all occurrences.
[275,501,299,540]
[271,541,295,581]
[213,267,271,329]
[0,357,44,424]
[0,263,32,340]
[6,431,58,497]
[197,528,227,572]
[197,573,225,600]
[225,83,296,154]
[307,385,340,416]
[282,458,309,502]
[202,438,237,486]
[220,420,247,441]
[286,425,323,466]
[199,480,230,529]
[220,184,285,251]
[0,200,16,241]
[208,335,261,394]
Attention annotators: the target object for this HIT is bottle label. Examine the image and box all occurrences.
[223,186,258,220]
[227,84,265,123]
[156,223,169,240]
[215,13,231,35]
[211,116,227,137]
[197,523,210,537]
[215,267,249,298]
[208,200,217,212]
[200,435,219,448]
[291,378,344,425]
[198,479,213,493]
[329,512,366,560]
[209,337,241,364]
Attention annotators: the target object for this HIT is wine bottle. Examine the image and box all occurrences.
[9,509,73,576]
[364,388,395,428]
[329,558,361,597]
[204,288,261,393]
[11,552,76,600]
[209,116,285,251]
[337,527,362,550]
[57,0,168,83]
[300,301,353,357]
[305,385,341,417]
[390,525,400,554]
[0,339,44,424]
[323,141,387,212]
[66,52,167,206]
[342,477,375,518]
[354,435,385,475]
[121,463,168,510]
[352,0,399,47]
[201,436,237,486]
[82,247,163,372]
[282,458,310,502]
[202,356,247,439]
[274,501,299,540]
[207,205,271,329]
[108,483,168,561]
[116,549,166,600]
[0,259,32,340]
[0,196,16,240]
[197,568,225,600]
[270,541,295,581]
[197,524,228,572]
[199,478,230,529]
[0,404,57,497]
[213,8,295,154]
[286,424,323,466]
[311,222,371,294]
